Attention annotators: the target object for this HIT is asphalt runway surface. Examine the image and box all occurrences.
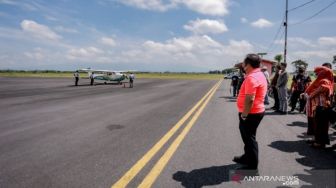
[0,77,335,188]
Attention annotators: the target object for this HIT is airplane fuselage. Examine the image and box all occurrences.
[92,73,127,82]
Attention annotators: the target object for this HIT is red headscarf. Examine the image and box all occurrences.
[305,66,334,96]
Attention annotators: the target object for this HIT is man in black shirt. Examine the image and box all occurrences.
[231,74,239,97]
[290,67,311,112]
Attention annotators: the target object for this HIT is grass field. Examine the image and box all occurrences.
[0,72,223,80]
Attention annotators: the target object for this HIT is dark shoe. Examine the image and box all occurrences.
[310,143,326,149]
[235,165,258,170]
[305,139,315,144]
[233,156,247,165]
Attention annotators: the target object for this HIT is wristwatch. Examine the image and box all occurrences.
[241,114,247,120]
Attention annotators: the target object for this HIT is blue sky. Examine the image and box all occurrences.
[0,0,335,72]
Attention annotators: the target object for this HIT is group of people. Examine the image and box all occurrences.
[270,62,335,148]
[270,63,311,114]
[73,71,95,86]
[232,53,335,172]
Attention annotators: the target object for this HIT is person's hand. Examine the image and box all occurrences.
[240,114,247,121]
[300,93,305,99]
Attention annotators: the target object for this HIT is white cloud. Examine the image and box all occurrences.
[223,40,254,56]
[0,0,39,11]
[251,18,273,28]
[143,35,222,54]
[116,0,230,15]
[45,15,59,21]
[293,50,335,59]
[137,35,253,69]
[241,17,248,23]
[54,26,78,33]
[118,0,177,11]
[269,36,336,70]
[21,20,62,41]
[318,37,336,46]
[100,37,116,47]
[24,48,45,61]
[275,37,315,48]
[67,47,105,61]
[184,19,228,35]
[179,0,230,16]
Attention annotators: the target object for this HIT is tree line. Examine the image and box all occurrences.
[209,54,336,74]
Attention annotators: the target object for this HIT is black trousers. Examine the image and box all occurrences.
[290,90,305,111]
[272,86,279,110]
[315,106,330,145]
[232,85,238,97]
[238,112,264,168]
[75,77,79,86]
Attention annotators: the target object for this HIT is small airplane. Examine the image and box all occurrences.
[79,68,135,85]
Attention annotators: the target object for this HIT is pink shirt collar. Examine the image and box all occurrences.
[247,68,261,75]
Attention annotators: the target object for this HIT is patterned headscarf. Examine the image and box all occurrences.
[305,66,334,96]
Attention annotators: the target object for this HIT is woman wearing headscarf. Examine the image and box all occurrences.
[303,66,334,148]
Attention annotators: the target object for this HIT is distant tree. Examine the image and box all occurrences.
[209,70,222,74]
[274,54,283,64]
[222,68,237,75]
[291,59,308,70]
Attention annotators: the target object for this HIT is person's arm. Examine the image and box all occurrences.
[277,74,283,88]
[290,76,296,92]
[284,73,289,88]
[241,76,258,119]
[241,94,255,118]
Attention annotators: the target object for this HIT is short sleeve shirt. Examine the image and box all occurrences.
[231,75,239,86]
[237,68,268,113]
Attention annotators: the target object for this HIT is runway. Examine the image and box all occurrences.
[0,77,217,188]
[0,77,335,188]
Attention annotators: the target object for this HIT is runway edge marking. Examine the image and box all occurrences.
[111,80,221,188]
[138,80,222,188]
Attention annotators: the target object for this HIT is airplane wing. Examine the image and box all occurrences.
[115,70,138,73]
[79,68,113,73]
[79,68,137,74]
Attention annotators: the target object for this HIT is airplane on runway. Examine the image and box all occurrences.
[79,68,135,85]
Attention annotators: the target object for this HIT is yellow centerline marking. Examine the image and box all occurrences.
[138,80,222,188]
[111,80,221,188]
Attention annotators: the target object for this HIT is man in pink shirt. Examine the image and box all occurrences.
[233,54,267,170]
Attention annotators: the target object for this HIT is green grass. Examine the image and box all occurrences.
[0,72,73,78]
[136,73,222,80]
[0,72,223,80]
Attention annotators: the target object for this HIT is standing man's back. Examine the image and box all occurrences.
[129,73,135,88]
[74,71,79,86]
[233,54,267,170]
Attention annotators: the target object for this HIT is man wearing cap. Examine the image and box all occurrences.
[233,54,268,170]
